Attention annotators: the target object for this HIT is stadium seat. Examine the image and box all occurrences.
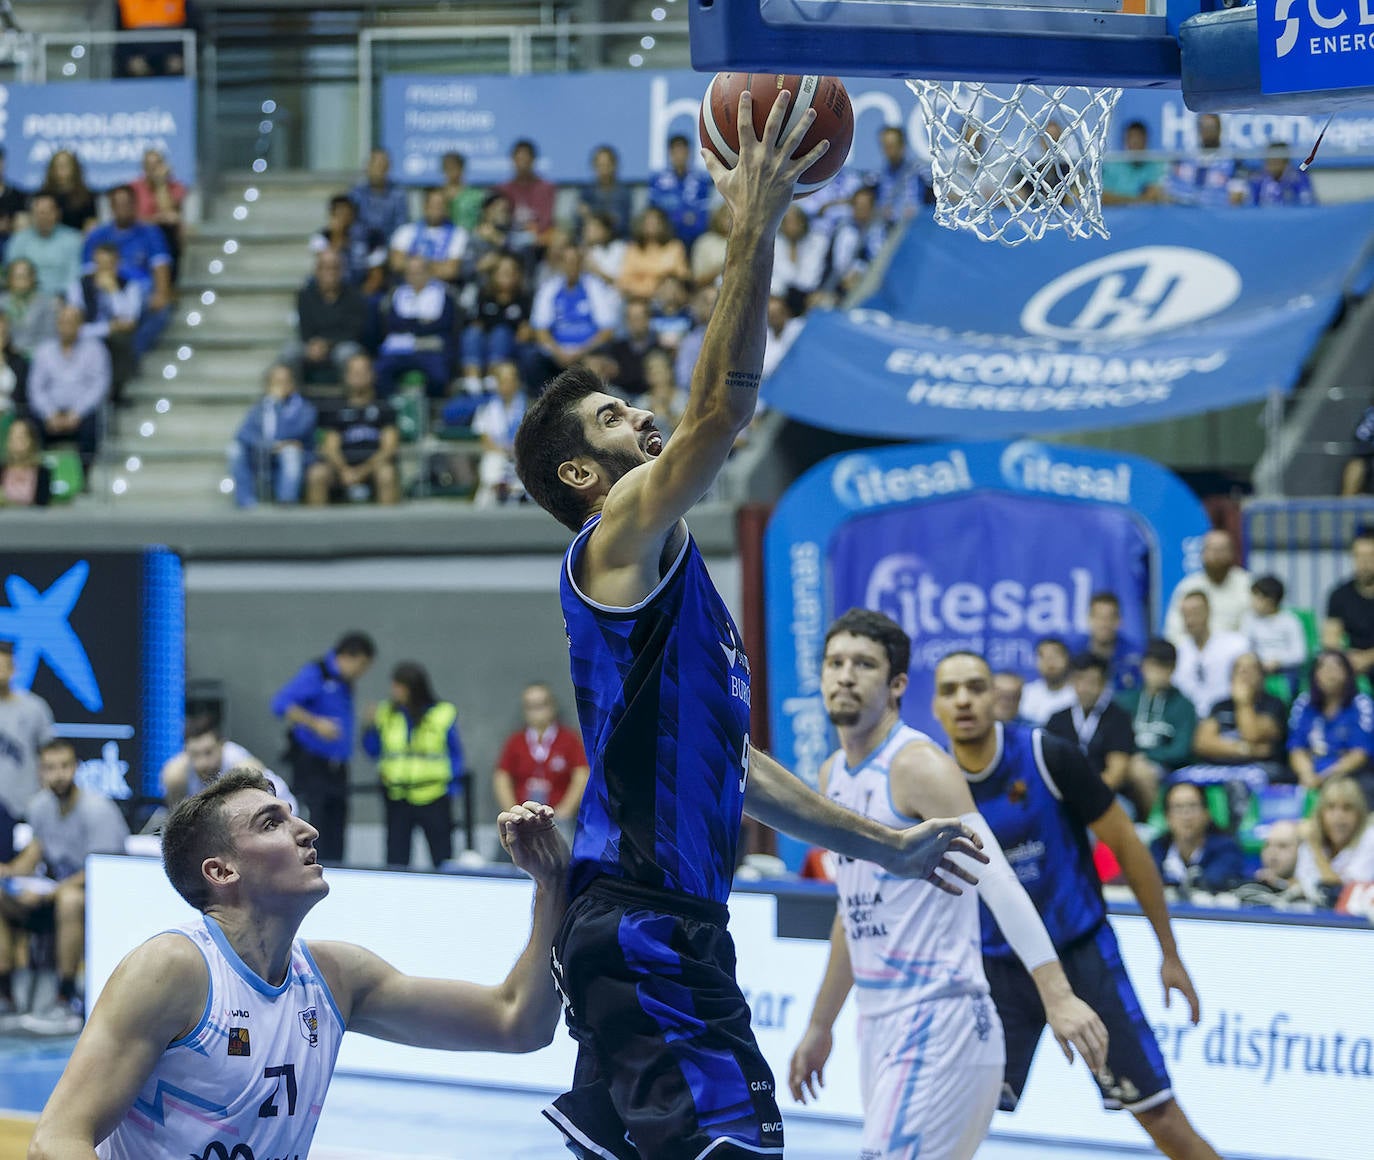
[43,449,84,503]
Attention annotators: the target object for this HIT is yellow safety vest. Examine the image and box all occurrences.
[375,701,458,805]
[118,0,187,28]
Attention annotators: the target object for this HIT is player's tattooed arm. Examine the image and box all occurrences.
[724,369,761,395]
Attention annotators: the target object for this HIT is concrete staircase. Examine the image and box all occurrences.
[104,171,355,507]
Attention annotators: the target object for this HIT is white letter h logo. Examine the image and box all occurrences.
[1069,266,1179,336]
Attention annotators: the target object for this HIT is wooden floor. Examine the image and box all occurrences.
[0,1111,35,1156]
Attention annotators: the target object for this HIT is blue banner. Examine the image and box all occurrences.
[0,79,197,190]
[381,71,1374,187]
[1255,0,1374,96]
[764,441,1211,795]
[766,204,1374,439]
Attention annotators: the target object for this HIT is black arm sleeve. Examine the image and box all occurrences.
[1036,730,1116,828]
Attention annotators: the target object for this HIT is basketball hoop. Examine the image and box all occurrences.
[906,80,1122,246]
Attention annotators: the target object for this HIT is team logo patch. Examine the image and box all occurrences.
[1008,779,1028,805]
[227,1026,251,1057]
[299,1006,319,1047]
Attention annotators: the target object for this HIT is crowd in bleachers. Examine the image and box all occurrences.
[0,147,189,505]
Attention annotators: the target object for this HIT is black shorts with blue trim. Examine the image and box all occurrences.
[543,875,783,1160]
[984,920,1173,1114]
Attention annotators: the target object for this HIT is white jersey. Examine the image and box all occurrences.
[98,916,344,1160]
[186,740,299,816]
[828,723,989,1017]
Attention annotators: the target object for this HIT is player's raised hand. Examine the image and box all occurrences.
[881,817,988,894]
[1044,991,1109,1075]
[787,1023,833,1104]
[499,802,568,888]
[1161,952,1201,1025]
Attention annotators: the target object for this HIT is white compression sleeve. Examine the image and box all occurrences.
[959,810,1058,974]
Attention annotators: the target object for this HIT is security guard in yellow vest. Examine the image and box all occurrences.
[362,662,464,868]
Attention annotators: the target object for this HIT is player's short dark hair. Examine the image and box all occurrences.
[1035,635,1069,656]
[1069,651,1108,676]
[1089,591,1120,611]
[38,737,76,760]
[1143,637,1178,668]
[162,769,274,912]
[513,364,603,532]
[825,608,911,681]
[334,631,376,658]
[1251,574,1285,605]
[184,713,222,743]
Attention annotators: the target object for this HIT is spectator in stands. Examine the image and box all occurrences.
[0,417,51,507]
[228,362,315,509]
[649,274,694,352]
[0,147,28,248]
[271,630,376,864]
[825,184,888,299]
[1241,574,1308,690]
[871,125,927,227]
[1247,142,1316,207]
[158,715,296,815]
[306,353,401,507]
[129,148,187,281]
[1047,652,1139,808]
[287,248,367,385]
[311,194,387,295]
[374,255,458,399]
[772,206,828,316]
[762,294,804,380]
[1100,119,1167,206]
[991,671,1025,723]
[690,203,731,289]
[580,211,627,289]
[1165,529,1252,643]
[389,187,468,286]
[0,258,58,361]
[1288,649,1374,804]
[115,0,189,77]
[1173,591,1250,717]
[1149,781,1245,897]
[493,681,589,828]
[465,192,514,287]
[1,738,129,1033]
[598,297,663,400]
[1018,636,1077,726]
[496,139,558,260]
[472,361,527,509]
[648,134,713,248]
[439,151,485,231]
[1295,776,1374,905]
[460,252,533,390]
[1251,818,1302,893]
[576,145,633,242]
[635,349,686,444]
[351,148,410,249]
[83,184,174,359]
[528,245,619,386]
[617,206,691,301]
[69,241,141,404]
[39,151,97,235]
[1190,651,1289,783]
[673,283,717,392]
[6,197,83,300]
[1166,113,1246,207]
[28,303,111,475]
[800,167,867,243]
[1075,590,1142,696]
[0,315,27,417]
[362,661,464,869]
[1342,404,1374,496]
[0,637,54,819]
[1322,527,1374,673]
[1117,638,1197,813]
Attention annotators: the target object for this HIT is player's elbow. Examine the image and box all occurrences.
[499,1003,558,1053]
[28,1121,83,1160]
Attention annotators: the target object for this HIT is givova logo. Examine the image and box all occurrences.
[1020,246,1242,340]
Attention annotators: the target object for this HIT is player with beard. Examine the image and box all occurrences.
[512,94,987,1160]
[931,651,1223,1160]
[788,609,1106,1160]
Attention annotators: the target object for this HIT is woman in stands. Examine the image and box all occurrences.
[1287,649,1374,806]
[0,417,51,507]
[616,206,690,301]
[40,151,98,234]
[1295,776,1374,905]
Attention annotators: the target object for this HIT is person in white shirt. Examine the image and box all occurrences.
[472,361,527,508]
[28,769,568,1160]
[1294,776,1374,904]
[388,187,468,285]
[771,205,829,313]
[1164,530,1252,646]
[1240,575,1308,681]
[1019,635,1078,726]
[1173,591,1250,717]
[159,715,297,816]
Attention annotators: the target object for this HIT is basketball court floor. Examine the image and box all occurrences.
[0,1032,1161,1158]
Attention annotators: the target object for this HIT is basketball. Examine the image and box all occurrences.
[698,73,854,199]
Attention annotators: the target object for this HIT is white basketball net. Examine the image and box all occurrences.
[906,80,1122,246]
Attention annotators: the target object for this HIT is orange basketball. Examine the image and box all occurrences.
[698,73,854,199]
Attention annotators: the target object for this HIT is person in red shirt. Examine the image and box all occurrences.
[129,148,187,282]
[494,139,558,261]
[493,682,589,823]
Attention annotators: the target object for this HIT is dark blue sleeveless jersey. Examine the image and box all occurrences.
[560,516,752,904]
[965,723,1115,957]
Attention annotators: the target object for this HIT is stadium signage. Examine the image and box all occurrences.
[1257,0,1374,94]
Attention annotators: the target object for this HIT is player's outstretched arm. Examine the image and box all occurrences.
[29,935,210,1160]
[314,803,569,1054]
[789,912,851,1105]
[743,747,987,892]
[1091,800,1202,1024]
